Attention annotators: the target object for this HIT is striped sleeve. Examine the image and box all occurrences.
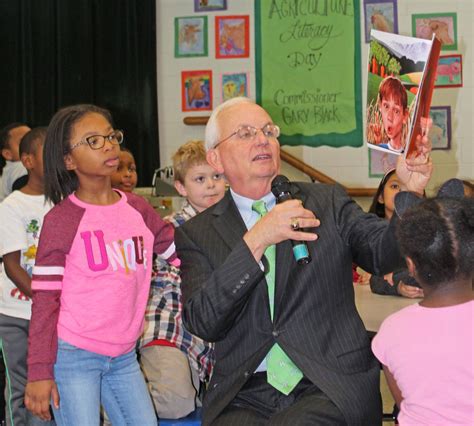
[126,193,180,266]
[31,199,85,290]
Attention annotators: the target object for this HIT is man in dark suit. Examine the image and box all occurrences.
[175,97,433,425]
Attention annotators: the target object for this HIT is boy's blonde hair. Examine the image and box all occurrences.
[172,140,207,183]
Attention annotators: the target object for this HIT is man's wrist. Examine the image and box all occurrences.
[402,188,424,197]
[243,230,266,263]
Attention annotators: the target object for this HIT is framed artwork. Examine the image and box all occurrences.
[363,0,398,43]
[221,72,249,102]
[215,15,250,59]
[429,106,451,150]
[368,149,397,178]
[181,70,212,112]
[194,0,227,12]
[412,12,457,51]
[175,16,208,58]
[435,54,463,88]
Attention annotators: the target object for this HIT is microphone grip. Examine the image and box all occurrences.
[291,240,311,265]
[275,193,312,265]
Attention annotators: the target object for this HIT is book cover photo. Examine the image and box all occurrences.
[366,30,441,157]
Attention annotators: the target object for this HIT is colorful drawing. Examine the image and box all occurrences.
[363,0,398,43]
[175,16,207,58]
[181,70,212,112]
[429,106,451,150]
[368,149,398,178]
[412,13,457,51]
[194,0,227,12]
[215,15,250,59]
[221,73,249,102]
[435,55,462,88]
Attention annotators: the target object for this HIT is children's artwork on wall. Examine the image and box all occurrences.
[215,15,250,59]
[363,0,398,43]
[412,13,457,51]
[181,70,212,112]
[175,16,208,58]
[194,0,227,12]
[429,106,451,150]
[435,54,462,88]
[221,72,249,102]
[368,149,398,178]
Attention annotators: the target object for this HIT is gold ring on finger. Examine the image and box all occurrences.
[290,217,300,230]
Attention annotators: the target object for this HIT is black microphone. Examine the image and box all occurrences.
[271,175,312,265]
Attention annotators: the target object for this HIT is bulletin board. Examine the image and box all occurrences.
[255,0,363,147]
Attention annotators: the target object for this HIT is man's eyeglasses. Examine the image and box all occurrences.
[70,130,124,151]
[215,124,280,148]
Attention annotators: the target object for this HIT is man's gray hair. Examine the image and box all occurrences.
[205,97,256,151]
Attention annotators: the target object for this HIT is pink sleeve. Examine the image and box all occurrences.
[371,324,390,367]
[27,290,61,381]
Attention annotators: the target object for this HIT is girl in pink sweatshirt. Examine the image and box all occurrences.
[372,195,473,425]
[25,104,179,425]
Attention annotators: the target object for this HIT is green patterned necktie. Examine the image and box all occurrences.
[252,200,303,395]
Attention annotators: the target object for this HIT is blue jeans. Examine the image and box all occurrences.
[53,339,156,425]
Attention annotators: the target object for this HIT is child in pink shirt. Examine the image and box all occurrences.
[372,194,473,425]
[24,104,179,425]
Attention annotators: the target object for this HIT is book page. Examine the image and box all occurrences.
[366,30,435,156]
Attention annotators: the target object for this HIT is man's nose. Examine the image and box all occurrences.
[255,129,269,145]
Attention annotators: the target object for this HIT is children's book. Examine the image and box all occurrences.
[366,30,441,157]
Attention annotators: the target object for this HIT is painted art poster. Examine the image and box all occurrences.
[181,70,212,112]
[255,0,362,147]
[222,72,249,101]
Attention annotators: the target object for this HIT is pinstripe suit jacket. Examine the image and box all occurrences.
[175,182,404,425]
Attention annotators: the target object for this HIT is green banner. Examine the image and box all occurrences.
[255,0,362,147]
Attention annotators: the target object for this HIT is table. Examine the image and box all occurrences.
[354,284,420,332]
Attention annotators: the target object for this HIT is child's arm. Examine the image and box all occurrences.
[125,193,180,266]
[24,202,79,417]
[26,289,62,419]
[2,250,34,297]
[150,208,179,266]
[25,380,59,421]
[382,365,403,407]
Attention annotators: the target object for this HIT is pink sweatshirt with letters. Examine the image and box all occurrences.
[27,190,179,381]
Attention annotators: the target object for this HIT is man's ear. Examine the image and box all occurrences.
[2,148,13,161]
[174,180,188,198]
[206,149,224,174]
[64,154,76,171]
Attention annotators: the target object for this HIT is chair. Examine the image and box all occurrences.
[159,408,202,426]
[152,166,178,197]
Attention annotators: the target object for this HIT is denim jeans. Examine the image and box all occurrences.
[53,339,156,426]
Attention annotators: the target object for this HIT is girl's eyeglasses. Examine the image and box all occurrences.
[70,130,124,151]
